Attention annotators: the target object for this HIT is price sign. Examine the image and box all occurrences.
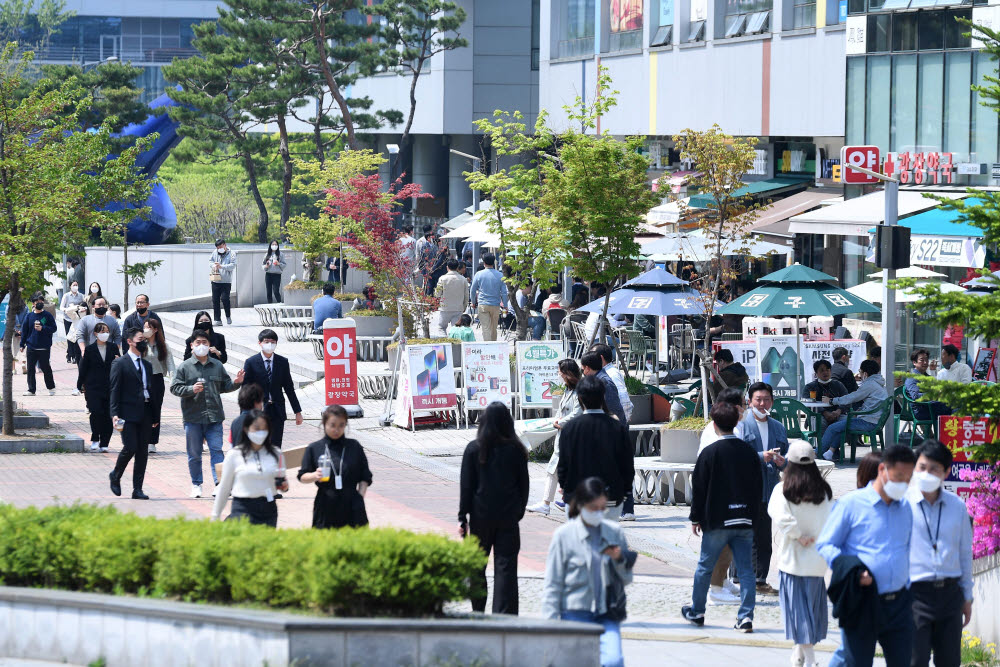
[937,415,996,498]
[462,342,513,410]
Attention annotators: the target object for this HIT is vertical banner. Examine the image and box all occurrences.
[937,416,996,498]
[658,316,670,364]
[407,343,457,411]
[462,341,513,410]
[323,318,359,409]
[972,348,996,381]
[516,341,563,408]
[801,340,865,374]
[756,335,803,398]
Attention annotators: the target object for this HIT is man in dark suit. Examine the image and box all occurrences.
[557,374,634,520]
[109,327,155,499]
[241,329,302,448]
[122,293,162,333]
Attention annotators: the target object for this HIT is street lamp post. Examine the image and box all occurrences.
[449,148,481,272]
[844,162,900,445]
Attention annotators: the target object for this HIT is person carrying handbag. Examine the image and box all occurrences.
[261,241,286,304]
[209,238,236,325]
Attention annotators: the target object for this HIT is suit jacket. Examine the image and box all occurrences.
[594,368,626,424]
[735,411,789,503]
[79,342,120,394]
[557,412,634,503]
[110,352,154,423]
[242,353,301,421]
[122,309,162,334]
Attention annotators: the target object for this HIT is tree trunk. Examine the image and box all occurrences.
[2,280,21,436]
[276,113,293,229]
[242,152,270,243]
[312,12,357,150]
[400,61,422,147]
[312,90,326,167]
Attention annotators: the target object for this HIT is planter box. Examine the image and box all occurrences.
[0,587,601,667]
[0,410,49,429]
[660,427,700,464]
[628,394,652,425]
[352,315,395,337]
[968,552,1000,645]
[283,288,320,307]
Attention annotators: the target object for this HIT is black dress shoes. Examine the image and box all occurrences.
[131,489,149,500]
[109,471,121,497]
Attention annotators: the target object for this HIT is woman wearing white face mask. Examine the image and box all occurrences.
[78,322,120,452]
[261,240,286,304]
[59,280,87,365]
[542,477,636,667]
[211,410,287,526]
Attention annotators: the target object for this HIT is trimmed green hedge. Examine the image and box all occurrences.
[0,504,486,617]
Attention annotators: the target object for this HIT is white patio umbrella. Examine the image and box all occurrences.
[868,266,947,279]
[441,207,522,241]
[647,198,689,226]
[847,278,965,304]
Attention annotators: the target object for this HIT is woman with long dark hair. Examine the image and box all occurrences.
[211,409,287,527]
[262,240,286,304]
[183,311,227,364]
[142,318,174,452]
[78,321,119,452]
[542,477,635,667]
[528,359,583,516]
[85,281,104,311]
[458,401,529,615]
[767,440,833,667]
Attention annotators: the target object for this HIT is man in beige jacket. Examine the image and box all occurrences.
[434,259,469,336]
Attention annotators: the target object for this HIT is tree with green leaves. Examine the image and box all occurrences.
[32,61,147,138]
[0,0,72,50]
[540,69,659,345]
[466,109,564,340]
[0,45,152,434]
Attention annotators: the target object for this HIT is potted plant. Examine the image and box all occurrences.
[348,309,395,337]
[624,376,652,425]
[283,279,323,306]
[660,416,710,502]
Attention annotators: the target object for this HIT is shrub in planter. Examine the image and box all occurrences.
[624,376,652,425]
[0,503,486,617]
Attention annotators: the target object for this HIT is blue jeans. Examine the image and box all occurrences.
[828,588,913,667]
[821,415,879,457]
[528,315,545,340]
[560,610,623,667]
[691,528,756,621]
[185,421,224,486]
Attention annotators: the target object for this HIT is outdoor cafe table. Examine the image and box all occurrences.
[800,399,833,447]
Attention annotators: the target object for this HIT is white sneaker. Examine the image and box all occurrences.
[148,444,156,453]
[708,586,741,606]
[22,391,34,396]
[822,449,835,461]
[89,442,100,452]
[723,578,741,596]
[99,446,108,453]
[190,484,202,498]
[48,389,56,396]
[620,512,636,522]
[526,502,551,516]
[71,389,81,396]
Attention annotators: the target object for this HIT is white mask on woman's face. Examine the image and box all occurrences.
[579,508,604,526]
[70,285,78,294]
[90,286,99,294]
[96,332,110,343]
[247,430,269,445]
[270,244,278,251]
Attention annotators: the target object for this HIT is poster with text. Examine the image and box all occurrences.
[323,320,359,407]
[937,415,995,498]
[801,340,866,375]
[756,336,803,398]
[408,344,457,411]
[714,340,759,381]
[516,341,563,408]
[972,347,996,381]
[462,342,513,410]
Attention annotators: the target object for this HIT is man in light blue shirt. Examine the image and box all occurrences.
[469,253,508,342]
[817,444,916,667]
[312,282,343,333]
[907,439,974,667]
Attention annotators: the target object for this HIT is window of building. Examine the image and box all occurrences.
[651,0,674,46]
[918,53,945,150]
[846,57,866,145]
[865,55,891,148]
[531,0,540,69]
[608,0,643,50]
[552,0,596,58]
[867,13,890,51]
[792,0,816,29]
[891,14,917,50]
[944,51,972,157]
[723,0,771,37]
[864,9,971,53]
[687,20,706,40]
[891,54,918,151]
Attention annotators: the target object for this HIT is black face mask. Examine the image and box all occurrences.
[134,341,149,355]
[198,320,212,329]
[95,307,108,317]
[34,302,44,311]
[136,307,148,315]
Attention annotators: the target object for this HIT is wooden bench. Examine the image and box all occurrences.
[633,457,695,506]
[279,317,313,342]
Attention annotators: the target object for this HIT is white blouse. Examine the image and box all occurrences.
[767,481,832,577]
[211,447,283,520]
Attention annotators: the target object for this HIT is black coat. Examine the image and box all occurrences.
[458,439,530,524]
[109,353,154,423]
[242,353,301,422]
[557,412,634,503]
[828,554,880,630]
[832,361,859,394]
[78,342,120,396]
[689,436,762,531]
[183,330,227,364]
[297,436,373,529]
[122,310,162,335]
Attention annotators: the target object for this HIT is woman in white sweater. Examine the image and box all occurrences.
[211,410,288,527]
[767,440,833,667]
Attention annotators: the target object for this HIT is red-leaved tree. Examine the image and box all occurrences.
[324,173,435,334]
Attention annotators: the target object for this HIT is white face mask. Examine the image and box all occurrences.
[579,508,604,527]
[193,344,210,358]
[247,430,269,445]
[90,286,99,294]
[883,472,910,501]
[270,244,278,251]
[261,342,276,354]
[752,406,769,420]
[143,329,154,339]
[96,332,110,342]
[817,377,831,384]
[915,470,942,493]
[70,285,78,293]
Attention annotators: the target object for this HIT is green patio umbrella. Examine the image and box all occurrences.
[716,263,880,397]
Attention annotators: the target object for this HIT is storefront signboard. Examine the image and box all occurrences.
[865,233,986,268]
[937,416,995,498]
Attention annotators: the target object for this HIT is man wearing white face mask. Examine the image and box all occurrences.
[907,439,973,667]
[241,329,302,450]
[803,359,847,427]
[817,444,917,667]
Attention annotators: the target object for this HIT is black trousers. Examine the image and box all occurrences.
[149,373,165,444]
[264,273,282,304]
[841,588,914,667]
[211,281,231,321]
[63,320,80,363]
[267,416,286,449]
[113,403,153,492]
[25,348,54,393]
[86,392,113,447]
[911,580,964,667]
[228,497,278,527]
[752,505,772,583]
[470,518,520,615]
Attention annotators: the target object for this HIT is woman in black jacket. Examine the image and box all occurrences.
[182,310,227,364]
[458,402,530,615]
[297,404,372,528]
[78,322,120,452]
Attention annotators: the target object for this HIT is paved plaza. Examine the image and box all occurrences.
[0,309,887,665]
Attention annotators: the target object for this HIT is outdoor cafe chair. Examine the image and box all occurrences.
[625,330,656,379]
[771,397,819,444]
[837,396,893,463]
[898,389,937,443]
[546,308,566,340]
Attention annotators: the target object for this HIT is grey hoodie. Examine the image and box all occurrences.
[832,373,888,423]
[210,248,237,283]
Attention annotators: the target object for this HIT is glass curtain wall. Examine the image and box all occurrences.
[553,0,596,58]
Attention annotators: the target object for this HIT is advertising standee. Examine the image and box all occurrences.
[937,416,995,498]
[323,319,362,417]
[515,341,563,417]
[462,342,513,411]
